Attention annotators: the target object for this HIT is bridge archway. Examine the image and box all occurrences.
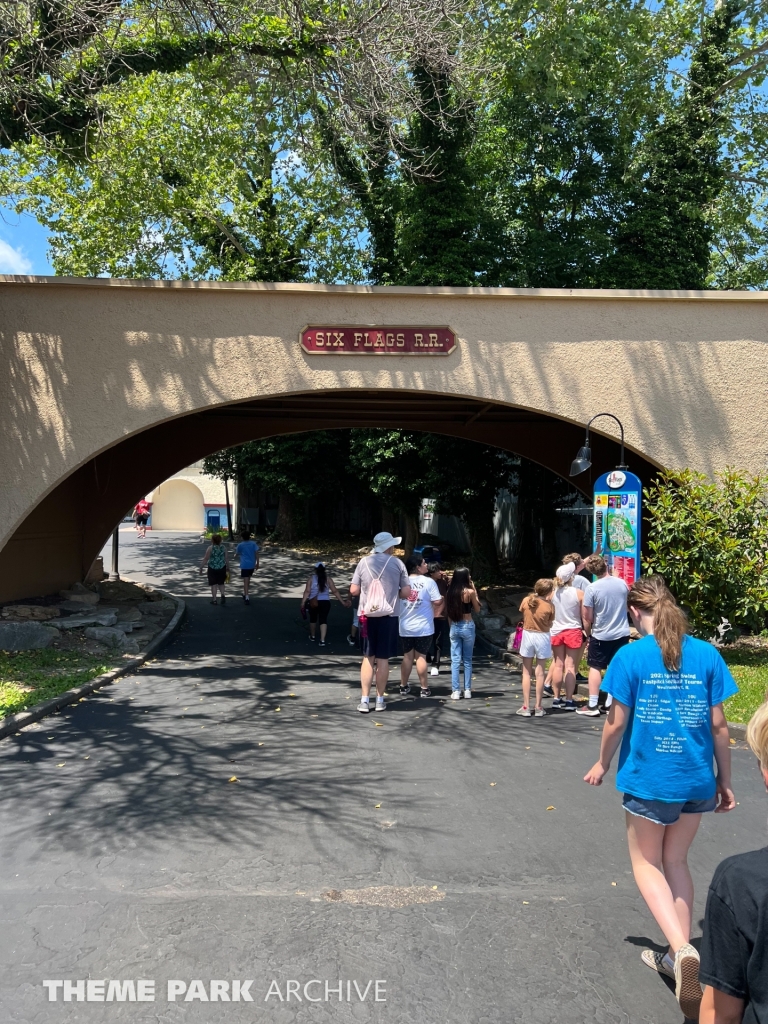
[2,278,766,601]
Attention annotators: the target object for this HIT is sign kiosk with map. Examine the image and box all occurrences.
[593,469,642,586]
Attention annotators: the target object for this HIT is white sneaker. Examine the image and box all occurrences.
[375,697,386,712]
[450,691,461,700]
[464,689,472,699]
[430,667,439,676]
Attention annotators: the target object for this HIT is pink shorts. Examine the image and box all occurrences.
[551,628,583,649]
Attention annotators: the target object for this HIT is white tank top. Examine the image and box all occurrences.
[551,585,582,633]
[309,574,330,601]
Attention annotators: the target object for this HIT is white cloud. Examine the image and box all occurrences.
[0,239,33,274]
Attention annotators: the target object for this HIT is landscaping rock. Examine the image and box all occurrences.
[97,579,148,602]
[85,626,131,647]
[70,582,95,594]
[479,614,507,631]
[143,599,176,615]
[58,600,93,613]
[0,621,57,650]
[116,607,142,622]
[50,613,118,630]
[483,628,510,646]
[59,590,100,606]
[1,605,60,621]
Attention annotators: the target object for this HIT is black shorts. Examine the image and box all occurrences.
[136,514,149,526]
[587,635,630,670]
[207,567,226,586]
[308,601,330,624]
[400,633,434,656]
[241,568,254,578]
[361,615,399,660]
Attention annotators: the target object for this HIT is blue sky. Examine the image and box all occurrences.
[0,210,53,275]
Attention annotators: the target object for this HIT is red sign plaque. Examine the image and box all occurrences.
[300,325,456,355]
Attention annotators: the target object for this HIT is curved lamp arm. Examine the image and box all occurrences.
[569,412,628,476]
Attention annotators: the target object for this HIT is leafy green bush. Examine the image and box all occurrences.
[644,469,768,638]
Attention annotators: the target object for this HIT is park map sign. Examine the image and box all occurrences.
[301,326,457,355]
[593,469,642,586]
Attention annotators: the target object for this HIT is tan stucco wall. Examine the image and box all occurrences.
[149,478,205,531]
[2,277,768,566]
[146,464,226,506]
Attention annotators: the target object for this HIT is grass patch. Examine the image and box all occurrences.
[0,649,117,720]
[721,648,768,725]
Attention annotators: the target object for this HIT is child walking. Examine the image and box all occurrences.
[516,579,555,717]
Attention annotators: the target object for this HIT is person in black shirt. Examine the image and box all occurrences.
[699,700,768,1023]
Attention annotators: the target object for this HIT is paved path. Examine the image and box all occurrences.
[1,531,766,1023]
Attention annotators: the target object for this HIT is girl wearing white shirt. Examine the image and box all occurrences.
[550,563,584,710]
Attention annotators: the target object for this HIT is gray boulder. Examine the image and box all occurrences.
[1,604,60,621]
[116,606,142,622]
[479,614,506,631]
[143,599,175,615]
[51,612,118,630]
[59,599,98,613]
[85,626,130,647]
[483,628,509,646]
[0,622,57,650]
[59,590,99,606]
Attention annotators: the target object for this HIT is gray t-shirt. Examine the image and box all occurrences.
[351,554,409,617]
[583,576,630,640]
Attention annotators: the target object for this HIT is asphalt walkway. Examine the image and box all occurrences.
[1,530,766,1023]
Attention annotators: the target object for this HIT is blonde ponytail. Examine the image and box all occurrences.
[627,576,688,672]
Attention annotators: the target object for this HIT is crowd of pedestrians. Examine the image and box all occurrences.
[194,525,766,1022]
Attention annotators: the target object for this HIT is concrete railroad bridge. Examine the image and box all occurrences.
[1,277,765,603]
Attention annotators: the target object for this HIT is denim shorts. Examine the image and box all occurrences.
[623,793,717,825]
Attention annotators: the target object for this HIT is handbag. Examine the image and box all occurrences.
[509,623,523,653]
[309,597,319,609]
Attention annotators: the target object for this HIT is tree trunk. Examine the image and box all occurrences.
[463,510,500,579]
[403,513,420,558]
[381,507,398,536]
[274,492,297,544]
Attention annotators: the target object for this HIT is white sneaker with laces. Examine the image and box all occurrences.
[464,689,472,699]
[450,691,461,700]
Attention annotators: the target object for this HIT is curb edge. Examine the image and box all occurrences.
[0,592,186,740]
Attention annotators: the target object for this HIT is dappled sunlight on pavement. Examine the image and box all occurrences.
[2,534,766,1023]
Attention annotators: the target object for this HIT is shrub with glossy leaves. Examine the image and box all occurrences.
[644,469,768,638]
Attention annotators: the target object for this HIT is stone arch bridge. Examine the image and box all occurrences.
[1,277,766,602]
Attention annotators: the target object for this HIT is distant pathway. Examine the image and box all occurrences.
[0,530,765,1024]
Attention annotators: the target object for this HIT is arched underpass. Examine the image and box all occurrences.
[2,277,766,600]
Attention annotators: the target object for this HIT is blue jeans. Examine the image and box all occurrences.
[450,620,475,691]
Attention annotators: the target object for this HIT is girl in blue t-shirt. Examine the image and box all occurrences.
[584,575,737,1022]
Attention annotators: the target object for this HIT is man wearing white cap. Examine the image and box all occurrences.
[349,532,411,713]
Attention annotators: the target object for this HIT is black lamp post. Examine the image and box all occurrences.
[569,412,628,477]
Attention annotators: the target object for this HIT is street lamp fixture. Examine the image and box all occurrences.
[569,412,628,477]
